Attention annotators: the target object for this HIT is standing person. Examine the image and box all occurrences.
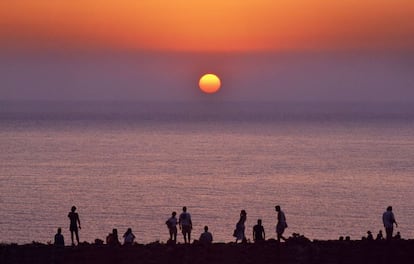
[166,211,178,243]
[234,210,247,243]
[275,205,287,242]
[179,206,192,244]
[68,206,81,245]
[54,227,65,246]
[199,226,213,245]
[123,228,136,245]
[382,206,398,240]
[253,219,266,242]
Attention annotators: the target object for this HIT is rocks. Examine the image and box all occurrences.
[1,239,414,264]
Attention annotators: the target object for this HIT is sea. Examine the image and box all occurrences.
[1,101,413,245]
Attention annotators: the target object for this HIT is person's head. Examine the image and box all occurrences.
[57,227,62,234]
[71,206,76,212]
[367,231,371,235]
[275,205,281,212]
[387,206,392,211]
[113,229,118,235]
[182,206,187,212]
[240,210,246,216]
[172,211,177,217]
[204,226,209,232]
[257,219,262,225]
[127,228,132,233]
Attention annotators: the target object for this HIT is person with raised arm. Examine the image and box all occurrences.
[68,206,81,246]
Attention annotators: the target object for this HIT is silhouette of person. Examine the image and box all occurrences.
[199,226,213,245]
[253,219,266,242]
[166,211,178,243]
[68,206,81,245]
[123,228,136,245]
[376,230,384,240]
[367,231,374,241]
[235,210,247,243]
[54,227,65,246]
[106,228,120,246]
[394,231,401,240]
[179,206,192,244]
[382,206,398,240]
[275,205,287,242]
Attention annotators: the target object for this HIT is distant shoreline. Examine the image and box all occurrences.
[2,239,414,264]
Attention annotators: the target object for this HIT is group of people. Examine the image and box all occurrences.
[165,206,212,245]
[365,229,401,242]
[55,206,136,246]
[233,205,288,243]
[105,228,137,246]
[54,205,399,246]
[54,206,81,246]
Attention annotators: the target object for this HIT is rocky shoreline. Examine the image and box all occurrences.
[1,239,414,264]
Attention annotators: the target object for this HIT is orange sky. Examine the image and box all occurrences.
[1,0,413,52]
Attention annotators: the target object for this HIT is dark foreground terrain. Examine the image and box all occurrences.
[1,239,414,264]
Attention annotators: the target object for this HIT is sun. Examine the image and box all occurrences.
[199,73,221,94]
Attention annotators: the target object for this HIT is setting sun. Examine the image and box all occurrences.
[199,74,221,94]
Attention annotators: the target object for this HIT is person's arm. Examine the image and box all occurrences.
[263,228,266,240]
[393,213,398,227]
[77,214,81,229]
[189,216,192,229]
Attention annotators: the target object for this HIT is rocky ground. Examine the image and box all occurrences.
[1,238,414,264]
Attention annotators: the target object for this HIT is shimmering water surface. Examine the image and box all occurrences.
[1,102,413,244]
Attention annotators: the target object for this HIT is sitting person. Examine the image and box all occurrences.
[199,226,213,245]
[123,228,136,245]
[367,231,374,241]
[394,231,401,240]
[54,227,65,246]
[106,228,120,246]
[253,219,266,242]
[376,230,384,240]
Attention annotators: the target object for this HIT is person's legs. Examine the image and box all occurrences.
[385,227,393,240]
[169,229,173,240]
[74,229,79,244]
[277,225,286,242]
[182,230,187,243]
[70,230,75,245]
[182,226,191,243]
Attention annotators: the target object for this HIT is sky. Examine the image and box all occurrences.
[0,0,413,102]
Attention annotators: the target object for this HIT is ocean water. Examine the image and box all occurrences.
[1,102,413,244]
